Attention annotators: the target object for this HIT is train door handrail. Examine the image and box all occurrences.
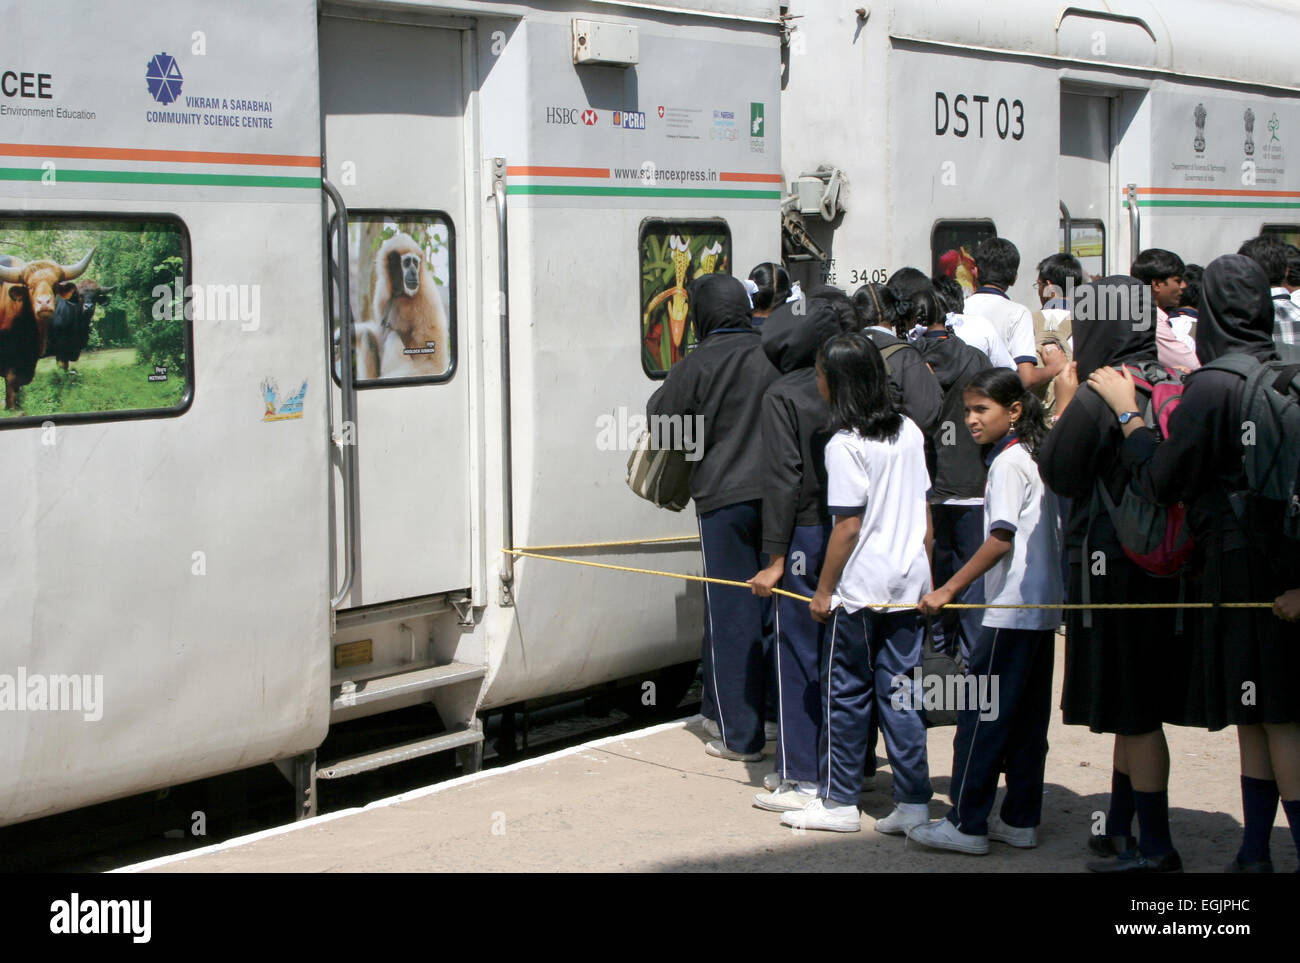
[323,177,360,609]
[492,158,515,606]
[1125,183,1140,264]
[1060,199,1073,257]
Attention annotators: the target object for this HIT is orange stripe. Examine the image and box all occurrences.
[720,172,783,183]
[507,165,609,178]
[1140,186,1300,198]
[0,142,319,168]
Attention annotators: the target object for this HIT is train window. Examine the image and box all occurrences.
[1262,224,1300,247]
[0,214,192,428]
[931,219,996,294]
[640,218,732,378]
[1060,219,1106,280]
[332,212,456,387]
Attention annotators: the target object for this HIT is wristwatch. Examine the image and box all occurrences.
[1117,410,1142,425]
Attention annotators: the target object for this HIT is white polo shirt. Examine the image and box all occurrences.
[963,289,1038,368]
[981,437,1063,630]
[909,312,1016,371]
[825,417,931,614]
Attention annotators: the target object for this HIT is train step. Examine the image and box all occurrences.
[317,727,484,780]
[330,661,486,712]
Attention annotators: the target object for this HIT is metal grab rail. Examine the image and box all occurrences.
[1059,199,1072,256]
[1126,183,1140,263]
[323,177,359,609]
[492,158,516,605]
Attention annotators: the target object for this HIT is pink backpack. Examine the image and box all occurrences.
[1087,362,1195,578]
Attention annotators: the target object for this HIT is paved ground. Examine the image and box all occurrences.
[135,640,1295,873]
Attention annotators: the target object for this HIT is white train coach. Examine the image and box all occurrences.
[1,0,1297,829]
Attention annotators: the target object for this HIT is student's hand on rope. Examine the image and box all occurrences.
[748,557,784,598]
[918,585,955,616]
[810,589,833,624]
[1087,364,1139,415]
[1273,588,1300,621]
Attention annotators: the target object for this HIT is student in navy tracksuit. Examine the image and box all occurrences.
[648,274,779,760]
[911,368,1063,854]
[747,295,846,811]
[899,274,993,668]
[781,332,934,834]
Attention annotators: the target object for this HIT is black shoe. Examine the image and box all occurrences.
[1225,855,1274,873]
[1087,834,1136,858]
[1087,848,1183,874]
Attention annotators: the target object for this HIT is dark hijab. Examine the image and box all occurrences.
[1071,274,1159,380]
[687,273,753,340]
[1196,254,1277,364]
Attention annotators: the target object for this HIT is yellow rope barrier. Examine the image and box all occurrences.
[502,546,1276,610]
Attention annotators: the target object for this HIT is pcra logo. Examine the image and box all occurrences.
[613,110,645,130]
[145,52,183,105]
[582,109,598,126]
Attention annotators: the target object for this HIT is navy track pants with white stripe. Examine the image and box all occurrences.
[946,626,1054,835]
[821,606,932,806]
[774,523,830,783]
[697,500,767,755]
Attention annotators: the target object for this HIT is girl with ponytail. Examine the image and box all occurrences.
[909,367,1064,856]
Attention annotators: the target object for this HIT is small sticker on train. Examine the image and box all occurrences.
[262,377,306,421]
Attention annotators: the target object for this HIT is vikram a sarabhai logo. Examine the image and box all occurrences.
[145,52,183,105]
[1193,102,1206,154]
[1244,108,1255,157]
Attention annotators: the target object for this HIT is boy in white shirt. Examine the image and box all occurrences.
[964,238,1065,390]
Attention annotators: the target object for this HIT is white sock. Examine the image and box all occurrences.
[823,800,858,816]
[795,781,818,794]
[897,802,930,815]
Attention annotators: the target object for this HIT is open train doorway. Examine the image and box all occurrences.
[319,14,473,608]
[1059,90,1112,279]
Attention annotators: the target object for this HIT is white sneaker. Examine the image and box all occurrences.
[702,718,721,739]
[781,798,861,833]
[906,817,989,855]
[874,802,931,836]
[988,813,1038,848]
[764,721,779,743]
[762,771,783,792]
[753,781,818,813]
[705,739,763,762]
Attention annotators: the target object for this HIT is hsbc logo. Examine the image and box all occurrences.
[582,109,598,125]
[544,106,600,127]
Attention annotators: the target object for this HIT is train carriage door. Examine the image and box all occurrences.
[1059,91,1112,278]
[320,15,472,607]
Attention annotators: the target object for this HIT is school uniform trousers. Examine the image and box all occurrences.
[946,625,1054,834]
[930,503,986,667]
[821,605,932,806]
[773,523,829,783]
[697,499,768,754]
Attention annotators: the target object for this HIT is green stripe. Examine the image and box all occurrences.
[0,167,320,189]
[509,184,780,199]
[1133,199,1300,209]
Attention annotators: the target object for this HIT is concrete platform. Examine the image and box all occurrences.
[121,641,1296,873]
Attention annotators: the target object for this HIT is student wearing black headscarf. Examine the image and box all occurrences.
[1038,276,1192,873]
[648,274,779,761]
[1090,254,1300,874]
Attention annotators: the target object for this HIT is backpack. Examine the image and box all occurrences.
[1199,353,1300,539]
[1083,362,1195,593]
[626,430,692,511]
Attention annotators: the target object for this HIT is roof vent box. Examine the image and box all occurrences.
[573,19,639,66]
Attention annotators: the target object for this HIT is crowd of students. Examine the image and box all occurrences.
[646,234,1300,872]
